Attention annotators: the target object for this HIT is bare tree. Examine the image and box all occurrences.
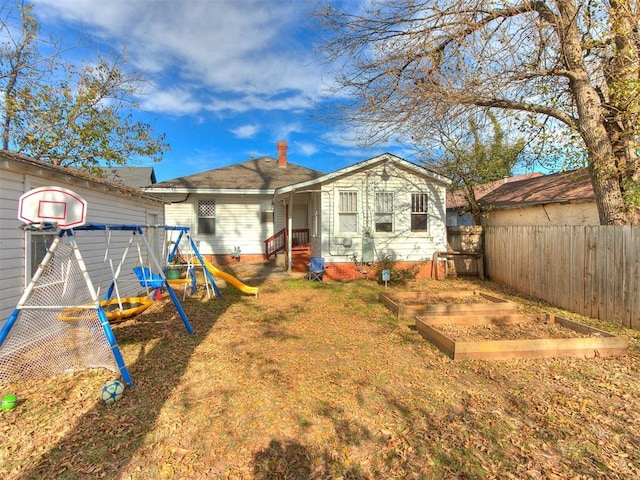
[318,0,640,225]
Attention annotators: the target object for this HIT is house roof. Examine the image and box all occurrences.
[145,156,325,194]
[447,172,544,210]
[478,169,594,210]
[274,153,450,197]
[99,167,157,188]
[0,150,165,204]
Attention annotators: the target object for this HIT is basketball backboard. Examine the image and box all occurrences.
[18,186,87,228]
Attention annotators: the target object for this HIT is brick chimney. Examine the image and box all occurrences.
[277,141,288,167]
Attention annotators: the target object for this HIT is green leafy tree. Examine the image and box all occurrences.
[319,0,640,225]
[437,112,525,225]
[0,3,168,172]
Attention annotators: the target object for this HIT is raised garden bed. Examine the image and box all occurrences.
[379,290,516,319]
[415,313,628,360]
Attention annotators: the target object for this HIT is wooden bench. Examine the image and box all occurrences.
[432,251,484,280]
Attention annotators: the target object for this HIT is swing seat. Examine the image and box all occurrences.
[133,266,164,289]
[168,264,198,299]
[57,297,153,323]
[100,297,153,323]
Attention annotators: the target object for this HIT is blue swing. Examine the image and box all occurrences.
[133,266,164,299]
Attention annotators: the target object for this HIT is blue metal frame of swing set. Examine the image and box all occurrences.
[0,223,220,388]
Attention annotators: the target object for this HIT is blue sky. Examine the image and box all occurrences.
[31,0,409,182]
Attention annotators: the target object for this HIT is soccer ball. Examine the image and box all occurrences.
[100,380,125,404]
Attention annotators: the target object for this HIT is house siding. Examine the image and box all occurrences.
[482,202,599,226]
[273,192,312,233]
[319,163,447,268]
[164,194,276,262]
[1,157,165,324]
[0,169,26,318]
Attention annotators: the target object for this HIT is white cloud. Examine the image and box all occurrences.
[33,0,331,116]
[294,141,319,157]
[273,122,303,141]
[137,86,202,115]
[230,124,260,139]
[204,93,314,114]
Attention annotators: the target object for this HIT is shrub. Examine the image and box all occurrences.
[374,256,421,286]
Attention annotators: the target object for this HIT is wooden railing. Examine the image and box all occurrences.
[264,228,309,259]
[264,229,286,258]
[291,229,310,250]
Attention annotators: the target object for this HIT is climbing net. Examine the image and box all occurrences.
[0,233,119,385]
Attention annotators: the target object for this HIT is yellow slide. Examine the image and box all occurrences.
[198,258,258,297]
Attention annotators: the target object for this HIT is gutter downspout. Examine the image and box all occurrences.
[287,192,294,272]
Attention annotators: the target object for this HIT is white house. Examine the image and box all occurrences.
[0,151,166,322]
[273,152,451,280]
[146,143,451,280]
[144,141,324,265]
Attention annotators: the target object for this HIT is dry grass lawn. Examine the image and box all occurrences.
[1,276,639,479]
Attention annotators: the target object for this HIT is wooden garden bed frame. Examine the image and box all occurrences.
[379,290,517,319]
[415,313,628,360]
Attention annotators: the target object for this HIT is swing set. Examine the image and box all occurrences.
[0,186,219,387]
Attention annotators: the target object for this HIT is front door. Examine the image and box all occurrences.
[292,203,308,229]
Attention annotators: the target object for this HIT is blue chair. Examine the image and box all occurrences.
[307,257,326,281]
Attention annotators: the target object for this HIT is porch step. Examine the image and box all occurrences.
[291,250,310,272]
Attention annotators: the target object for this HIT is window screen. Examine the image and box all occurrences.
[198,200,216,235]
[338,191,358,233]
[375,192,394,232]
[29,233,55,277]
[411,193,428,232]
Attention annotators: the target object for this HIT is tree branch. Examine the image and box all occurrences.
[471,97,578,130]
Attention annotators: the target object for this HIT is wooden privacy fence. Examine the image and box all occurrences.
[484,226,640,330]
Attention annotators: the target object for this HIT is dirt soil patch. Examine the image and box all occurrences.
[398,291,497,306]
[1,278,639,479]
[437,320,602,341]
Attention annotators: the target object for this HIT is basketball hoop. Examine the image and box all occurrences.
[18,186,87,228]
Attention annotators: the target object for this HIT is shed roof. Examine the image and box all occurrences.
[99,167,157,188]
[0,150,165,204]
[479,169,594,209]
[447,173,544,210]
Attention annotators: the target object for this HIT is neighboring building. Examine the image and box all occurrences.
[447,173,544,226]
[145,142,451,280]
[99,166,157,188]
[448,170,597,226]
[0,151,166,323]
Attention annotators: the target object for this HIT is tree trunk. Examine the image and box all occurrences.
[557,0,632,225]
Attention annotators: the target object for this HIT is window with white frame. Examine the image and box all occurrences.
[29,233,55,278]
[260,200,274,224]
[198,199,216,235]
[411,193,429,232]
[375,192,394,232]
[338,191,358,233]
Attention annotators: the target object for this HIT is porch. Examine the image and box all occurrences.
[264,228,310,272]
